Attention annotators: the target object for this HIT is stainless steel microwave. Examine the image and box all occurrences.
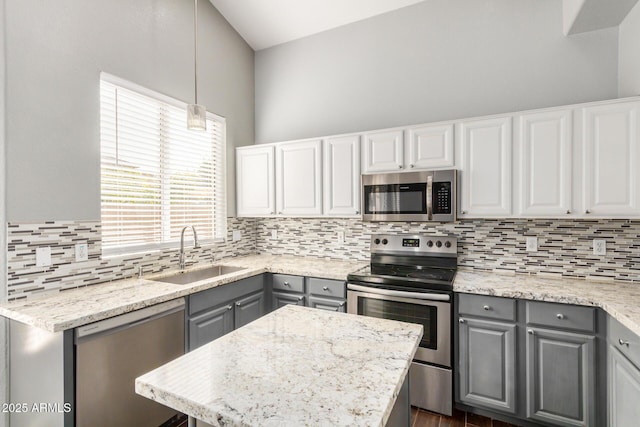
[361,169,456,222]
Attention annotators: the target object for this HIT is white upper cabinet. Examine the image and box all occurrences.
[276,140,323,216]
[236,145,275,217]
[323,135,361,216]
[406,123,454,170]
[457,116,512,217]
[362,129,404,173]
[515,109,573,217]
[580,101,640,217]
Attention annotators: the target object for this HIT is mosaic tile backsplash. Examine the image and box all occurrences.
[255,218,640,282]
[6,217,640,300]
[6,218,257,300]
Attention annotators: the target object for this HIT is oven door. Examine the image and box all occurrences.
[347,283,451,368]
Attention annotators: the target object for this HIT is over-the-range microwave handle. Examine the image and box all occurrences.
[347,283,450,302]
[426,174,433,220]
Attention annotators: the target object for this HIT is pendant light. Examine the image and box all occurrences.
[187,0,206,130]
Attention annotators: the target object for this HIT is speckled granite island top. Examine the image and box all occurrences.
[136,305,422,427]
[0,255,366,332]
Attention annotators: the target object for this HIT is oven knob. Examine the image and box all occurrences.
[382,239,388,245]
[427,240,434,247]
[374,238,381,245]
[436,241,442,248]
[445,241,452,248]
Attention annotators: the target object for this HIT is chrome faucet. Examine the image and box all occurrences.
[179,226,201,270]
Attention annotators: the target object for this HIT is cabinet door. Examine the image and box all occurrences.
[458,317,517,414]
[406,123,454,170]
[234,291,265,330]
[276,140,322,216]
[362,130,404,173]
[582,101,640,217]
[308,296,346,312]
[609,345,640,427]
[236,146,275,216]
[188,304,234,351]
[457,117,512,217]
[525,327,595,426]
[516,109,572,216]
[323,135,361,216]
[272,291,305,310]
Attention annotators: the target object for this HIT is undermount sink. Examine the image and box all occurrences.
[156,265,247,285]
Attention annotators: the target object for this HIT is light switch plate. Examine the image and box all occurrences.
[232,230,242,242]
[35,247,52,267]
[593,239,606,255]
[526,236,538,252]
[75,242,88,262]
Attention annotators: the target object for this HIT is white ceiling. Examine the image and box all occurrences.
[208,0,427,51]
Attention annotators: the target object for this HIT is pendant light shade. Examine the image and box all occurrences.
[187,0,206,131]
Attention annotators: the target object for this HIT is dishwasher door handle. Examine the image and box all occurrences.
[75,298,185,341]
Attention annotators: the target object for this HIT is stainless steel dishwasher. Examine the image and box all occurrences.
[74,298,185,427]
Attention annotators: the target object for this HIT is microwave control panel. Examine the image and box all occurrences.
[432,182,452,214]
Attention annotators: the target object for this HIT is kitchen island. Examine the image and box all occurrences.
[135,305,423,427]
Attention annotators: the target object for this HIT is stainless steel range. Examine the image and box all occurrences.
[347,234,456,416]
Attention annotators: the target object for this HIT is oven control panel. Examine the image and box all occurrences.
[371,234,457,255]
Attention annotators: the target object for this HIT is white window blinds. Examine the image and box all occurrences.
[100,75,226,254]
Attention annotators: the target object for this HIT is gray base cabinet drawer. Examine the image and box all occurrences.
[272,274,305,293]
[308,278,346,298]
[189,275,264,315]
[308,296,346,312]
[608,317,640,369]
[526,301,595,333]
[272,291,305,309]
[458,294,516,321]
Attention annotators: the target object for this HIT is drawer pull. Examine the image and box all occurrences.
[459,318,465,324]
[556,313,565,320]
[236,302,241,307]
[339,302,345,307]
[483,305,491,311]
[323,286,329,291]
[284,282,290,286]
[619,339,630,347]
[226,305,232,310]
[528,329,534,335]
[297,296,303,301]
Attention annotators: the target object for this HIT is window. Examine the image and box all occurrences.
[100,74,226,255]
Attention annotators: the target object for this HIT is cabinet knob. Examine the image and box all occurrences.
[458,318,465,324]
[278,211,283,215]
[528,329,534,335]
[410,164,414,168]
[297,296,303,301]
[284,281,290,286]
[585,210,591,214]
[339,302,345,307]
[461,211,467,215]
[619,339,630,347]
[236,302,241,306]
[270,211,274,215]
[226,305,232,310]
[323,286,329,291]
[483,305,491,311]
[566,210,571,214]
[556,313,565,320]
[355,210,359,215]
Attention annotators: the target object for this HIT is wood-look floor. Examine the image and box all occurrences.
[411,406,521,427]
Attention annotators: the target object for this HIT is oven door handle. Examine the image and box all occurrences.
[347,283,450,302]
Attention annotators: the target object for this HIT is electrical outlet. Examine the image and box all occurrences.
[75,242,88,262]
[271,230,278,240]
[35,247,52,267]
[337,231,345,243]
[232,230,242,242]
[593,239,606,256]
[526,236,538,252]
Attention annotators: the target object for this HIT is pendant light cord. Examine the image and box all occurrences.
[194,0,198,105]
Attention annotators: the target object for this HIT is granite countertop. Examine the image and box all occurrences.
[454,268,640,336]
[0,255,366,332]
[135,305,422,427]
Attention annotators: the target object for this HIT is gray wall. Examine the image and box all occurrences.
[5,0,254,221]
[619,1,640,96]
[255,0,619,144]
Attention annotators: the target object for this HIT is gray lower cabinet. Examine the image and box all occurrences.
[525,327,595,426]
[608,315,640,426]
[187,274,266,350]
[456,294,599,427]
[458,317,517,414]
[270,274,346,312]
